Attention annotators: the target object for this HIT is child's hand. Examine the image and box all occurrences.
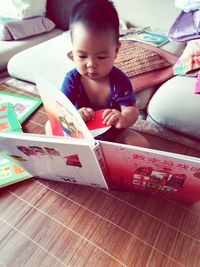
[78,107,94,122]
[102,108,127,129]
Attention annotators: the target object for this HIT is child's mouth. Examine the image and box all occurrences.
[87,72,98,79]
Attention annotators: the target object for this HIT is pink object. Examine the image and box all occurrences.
[194,71,200,94]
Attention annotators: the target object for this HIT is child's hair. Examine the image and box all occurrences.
[69,0,119,43]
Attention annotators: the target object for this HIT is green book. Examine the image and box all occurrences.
[0,155,32,188]
[0,91,42,123]
[0,103,22,132]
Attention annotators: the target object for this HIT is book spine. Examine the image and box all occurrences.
[93,143,111,189]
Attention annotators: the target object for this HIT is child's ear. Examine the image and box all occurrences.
[114,41,121,59]
[67,51,74,61]
[116,41,121,53]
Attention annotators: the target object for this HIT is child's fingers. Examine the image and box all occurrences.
[79,107,94,121]
[86,108,94,120]
[102,109,112,119]
[103,109,119,125]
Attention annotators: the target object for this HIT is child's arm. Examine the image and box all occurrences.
[102,106,139,129]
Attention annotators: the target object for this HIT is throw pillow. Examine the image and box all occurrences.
[173,39,200,75]
[169,10,200,42]
[114,41,178,92]
[0,16,55,41]
[0,17,15,41]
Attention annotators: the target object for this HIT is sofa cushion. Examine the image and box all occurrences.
[0,28,62,72]
[147,76,200,140]
[7,31,74,87]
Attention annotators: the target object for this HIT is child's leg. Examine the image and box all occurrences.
[45,120,53,135]
[115,129,151,148]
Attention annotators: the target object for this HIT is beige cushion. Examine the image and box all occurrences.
[147,76,200,139]
[8,31,74,88]
[0,28,62,72]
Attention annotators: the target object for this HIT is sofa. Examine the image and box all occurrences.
[0,0,79,72]
[2,0,200,149]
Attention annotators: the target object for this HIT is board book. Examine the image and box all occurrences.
[0,91,42,123]
[0,103,22,132]
[0,155,32,188]
[0,75,200,203]
[0,103,32,187]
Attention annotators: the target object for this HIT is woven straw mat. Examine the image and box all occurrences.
[114,41,172,78]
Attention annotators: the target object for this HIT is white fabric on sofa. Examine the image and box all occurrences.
[147,76,200,140]
[8,31,74,88]
[0,0,47,19]
[113,0,180,32]
[0,28,62,72]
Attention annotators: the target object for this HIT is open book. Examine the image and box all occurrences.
[0,75,200,203]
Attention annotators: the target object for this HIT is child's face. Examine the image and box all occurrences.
[71,23,119,81]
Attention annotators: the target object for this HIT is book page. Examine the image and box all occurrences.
[100,141,200,203]
[35,74,96,144]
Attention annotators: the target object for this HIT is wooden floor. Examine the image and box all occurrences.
[1,82,200,267]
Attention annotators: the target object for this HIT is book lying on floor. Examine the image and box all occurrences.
[0,103,22,133]
[0,91,42,123]
[0,155,32,188]
[0,75,200,203]
[0,103,31,187]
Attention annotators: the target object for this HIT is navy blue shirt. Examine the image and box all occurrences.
[61,66,136,111]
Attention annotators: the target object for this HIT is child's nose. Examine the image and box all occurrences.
[86,57,97,68]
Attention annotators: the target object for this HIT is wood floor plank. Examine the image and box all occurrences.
[0,192,126,266]
[0,220,64,267]
[36,180,200,243]
[170,231,200,267]
[5,180,190,266]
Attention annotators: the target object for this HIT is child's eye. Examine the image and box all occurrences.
[98,56,108,59]
[78,55,87,59]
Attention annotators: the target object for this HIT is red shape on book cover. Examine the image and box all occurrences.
[86,109,106,130]
[86,109,111,137]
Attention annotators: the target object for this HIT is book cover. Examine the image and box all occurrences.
[0,132,108,189]
[0,103,22,132]
[0,155,32,188]
[99,141,200,203]
[125,30,169,47]
[0,91,42,123]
